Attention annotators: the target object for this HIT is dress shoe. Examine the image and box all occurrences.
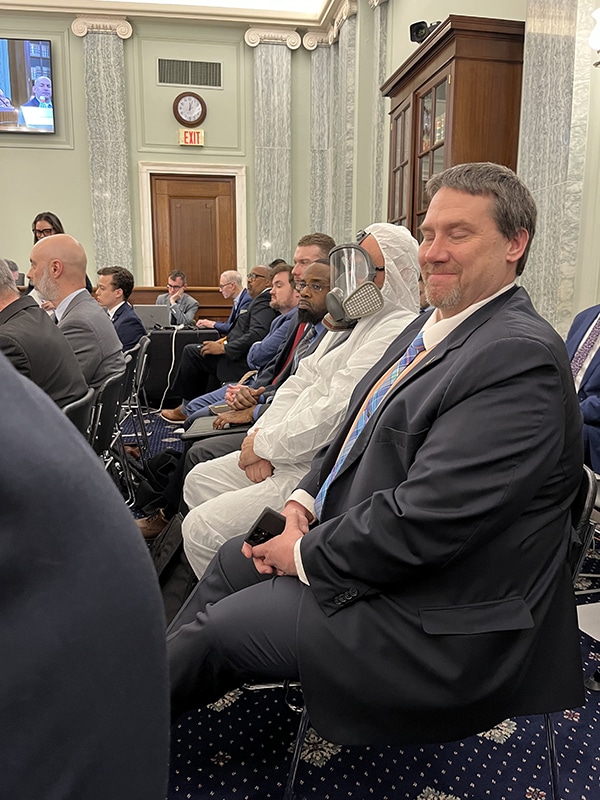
[160,406,186,423]
[135,509,168,540]
[124,444,141,460]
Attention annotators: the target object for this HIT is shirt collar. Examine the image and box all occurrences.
[54,288,88,322]
[420,283,515,351]
[107,300,125,320]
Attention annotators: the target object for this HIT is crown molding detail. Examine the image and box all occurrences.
[244,27,301,49]
[71,15,133,38]
[368,0,389,8]
[302,0,357,50]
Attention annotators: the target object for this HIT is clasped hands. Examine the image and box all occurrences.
[241,501,311,576]
[235,430,273,482]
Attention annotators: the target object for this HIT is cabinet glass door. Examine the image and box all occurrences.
[414,72,449,237]
[389,98,411,226]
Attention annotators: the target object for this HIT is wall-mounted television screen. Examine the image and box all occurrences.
[0,38,55,134]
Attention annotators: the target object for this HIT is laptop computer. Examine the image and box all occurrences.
[134,304,172,330]
[180,416,252,441]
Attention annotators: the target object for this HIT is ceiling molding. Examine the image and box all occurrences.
[0,0,350,27]
[302,0,357,50]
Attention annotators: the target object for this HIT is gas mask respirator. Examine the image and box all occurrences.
[325,244,384,330]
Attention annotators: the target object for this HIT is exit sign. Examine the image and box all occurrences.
[179,129,204,146]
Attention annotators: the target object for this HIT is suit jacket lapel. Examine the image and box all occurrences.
[327,286,521,483]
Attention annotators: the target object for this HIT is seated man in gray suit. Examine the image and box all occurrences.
[156,269,199,326]
[27,234,125,389]
[168,164,585,749]
[0,258,87,408]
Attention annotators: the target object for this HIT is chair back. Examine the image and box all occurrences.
[568,464,597,581]
[88,370,126,455]
[133,335,151,396]
[119,347,139,406]
[61,386,95,436]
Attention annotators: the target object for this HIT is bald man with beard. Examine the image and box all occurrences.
[28,234,125,389]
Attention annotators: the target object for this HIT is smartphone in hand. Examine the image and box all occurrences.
[244,507,286,546]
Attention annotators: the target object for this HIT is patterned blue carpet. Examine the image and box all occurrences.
[168,629,600,800]
[129,409,600,800]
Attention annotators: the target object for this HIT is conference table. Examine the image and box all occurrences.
[144,327,219,408]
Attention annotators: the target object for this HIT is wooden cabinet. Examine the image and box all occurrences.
[381,16,525,236]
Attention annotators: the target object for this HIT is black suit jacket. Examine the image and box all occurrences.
[0,295,87,408]
[0,352,169,798]
[295,287,584,746]
[112,302,147,351]
[218,289,278,383]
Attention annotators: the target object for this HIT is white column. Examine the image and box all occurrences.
[517,0,595,334]
[303,1,358,244]
[369,0,389,225]
[245,28,300,265]
[72,16,133,270]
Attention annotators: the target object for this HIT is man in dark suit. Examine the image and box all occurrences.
[566,305,600,471]
[195,270,252,334]
[27,234,125,388]
[167,163,584,746]
[160,265,278,422]
[0,258,87,408]
[96,265,146,351]
[0,351,169,798]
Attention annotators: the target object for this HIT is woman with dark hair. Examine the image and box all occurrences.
[29,212,93,297]
[31,211,65,243]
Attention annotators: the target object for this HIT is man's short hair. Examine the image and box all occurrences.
[296,233,336,261]
[270,262,294,288]
[269,258,287,268]
[0,258,18,295]
[426,163,537,276]
[97,266,135,301]
[220,270,243,287]
[168,270,187,284]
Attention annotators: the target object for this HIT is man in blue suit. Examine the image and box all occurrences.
[195,270,252,334]
[566,304,600,471]
[96,266,146,352]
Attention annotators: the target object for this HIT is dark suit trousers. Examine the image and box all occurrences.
[167,535,301,722]
[162,432,248,515]
[171,345,220,401]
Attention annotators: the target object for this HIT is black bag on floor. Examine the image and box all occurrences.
[134,449,182,514]
[148,512,198,624]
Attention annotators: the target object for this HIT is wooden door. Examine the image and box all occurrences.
[151,174,237,287]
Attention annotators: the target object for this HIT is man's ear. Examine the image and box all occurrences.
[50,258,64,279]
[506,229,529,265]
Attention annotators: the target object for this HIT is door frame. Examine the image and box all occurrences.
[138,161,247,286]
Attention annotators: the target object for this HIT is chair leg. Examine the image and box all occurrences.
[585,667,600,691]
[543,713,560,800]
[283,708,310,800]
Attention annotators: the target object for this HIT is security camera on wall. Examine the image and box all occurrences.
[409,21,442,44]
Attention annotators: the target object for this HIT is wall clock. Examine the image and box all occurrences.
[172,92,207,128]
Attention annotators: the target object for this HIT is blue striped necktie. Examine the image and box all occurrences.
[313,331,426,520]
